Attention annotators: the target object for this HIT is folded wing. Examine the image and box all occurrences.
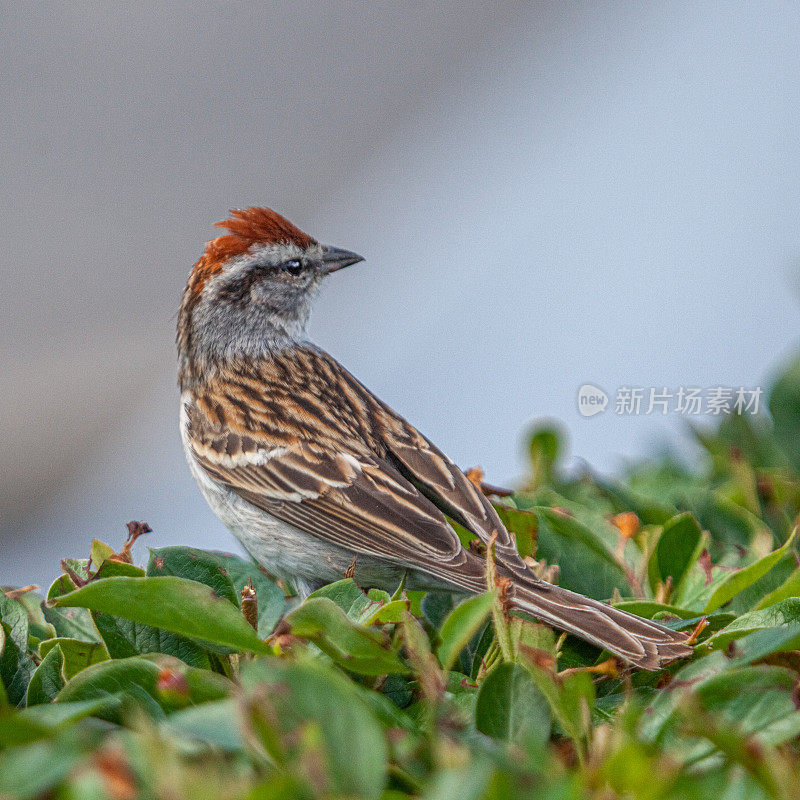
[186,392,487,593]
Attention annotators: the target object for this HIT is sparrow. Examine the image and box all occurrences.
[177,207,692,670]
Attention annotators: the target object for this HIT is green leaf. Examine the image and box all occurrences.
[309,578,378,623]
[91,559,146,579]
[0,595,30,653]
[511,617,557,663]
[0,709,51,748]
[42,604,101,644]
[56,655,230,722]
[0,735,85,800]
[20,696,121,728]
[48,560,90,595]
[769,354,800,474]
[55,657,164,722]
[50,576,271,654]
[648,512,704,597]
[241,659,388,800]
[160,699,244,751]
[43,568,102,643]
[358,678,416,730]
[640,652,729,742]
[494,505,538,559]
[591,475,676,526]
[363,599,410,625]
[92,555,222,665]
[694,665,800,749]
[704,529,796,613]
[468,622,496,680]
[204,552,286,636]
[421,591,455,629]
[39,638,108,679]
[367,587,392,604]
[707,598,800,650]
[420,755,494,800]
[309,582,404,627]
[532,507,630,599]
[526,664,595,745]
[401,613,441,705]
[284,598,407,675]
[437,592,495,672]
[724,550,797,614]
[611,600,702,621]
[474,663,550,748]
[754,563,800,610]
[684,488,769,552]
[639,660,800,788]
[527,422,563,488]
[442,670,479,727]
[149,547,285,637]
[146,546,238,606]
[7,590,56,642]
[89,539,115,569]
[0,602,36,706]
[26,644,65,706]
[92,611,212,668]
[727,624,800,665]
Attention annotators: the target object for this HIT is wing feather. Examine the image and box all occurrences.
[186,386,486,593]
[378,423,524,569]
[183,349,691,669]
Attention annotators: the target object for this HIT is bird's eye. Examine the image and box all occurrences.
[282,259,304,276]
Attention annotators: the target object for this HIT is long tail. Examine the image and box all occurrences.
[509,577,693,670]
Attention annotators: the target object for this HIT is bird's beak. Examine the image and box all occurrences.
[320,245,364,275]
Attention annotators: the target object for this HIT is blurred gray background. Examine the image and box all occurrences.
[2,2,799,586]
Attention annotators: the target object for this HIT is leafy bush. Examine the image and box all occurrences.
[2,354,800,799]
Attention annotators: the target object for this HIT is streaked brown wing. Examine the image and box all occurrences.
[375,416,525,570]
[293,346,524,568]
[186,346,527,576]
[186,395,486,593]
[185,353,691,669]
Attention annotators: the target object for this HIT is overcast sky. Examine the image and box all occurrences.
[2,2,799,586]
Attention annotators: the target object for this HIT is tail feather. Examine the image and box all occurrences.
[510,577,693,670]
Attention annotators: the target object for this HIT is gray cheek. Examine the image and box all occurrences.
[249,279,284,309]
[249,281,265,305]
[262,281,304,316]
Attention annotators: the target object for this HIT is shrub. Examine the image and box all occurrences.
[2,355,800,799]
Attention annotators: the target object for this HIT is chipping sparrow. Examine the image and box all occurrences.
[177,207,691,669]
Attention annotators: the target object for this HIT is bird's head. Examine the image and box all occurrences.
[177,207,363,386]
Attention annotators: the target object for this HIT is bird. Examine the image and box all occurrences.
[177,207,692,670]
